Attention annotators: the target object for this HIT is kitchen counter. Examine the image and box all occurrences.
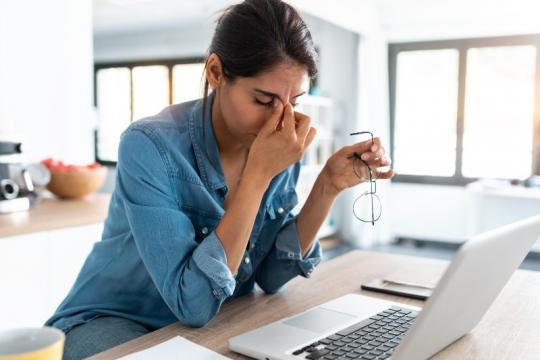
[0,192,111,238]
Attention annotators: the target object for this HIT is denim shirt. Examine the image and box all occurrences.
[45,92,322,332]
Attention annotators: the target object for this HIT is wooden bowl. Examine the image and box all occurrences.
[46,166,107,199]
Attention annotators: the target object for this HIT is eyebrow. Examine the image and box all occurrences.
[253,88,306,103]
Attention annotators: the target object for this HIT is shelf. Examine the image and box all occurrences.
[466,180,540,200]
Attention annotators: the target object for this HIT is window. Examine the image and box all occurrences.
[389,35,540,185]
[94,58,205,164]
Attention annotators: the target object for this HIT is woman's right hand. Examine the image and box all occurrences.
[245,101,317,182]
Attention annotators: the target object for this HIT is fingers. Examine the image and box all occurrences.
[294,110,311,145]
[374,168,395,180]
[360,146,385,162]
[346,138,388,164]
[304,127,317,150]
[349,137,381,155]
[261,100,284,134]
[364,154,391,170]
[344,136,394,180]
[281,103,296,136]
[368,155,393,181]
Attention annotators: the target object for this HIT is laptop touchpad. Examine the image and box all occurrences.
[283,308,357,334]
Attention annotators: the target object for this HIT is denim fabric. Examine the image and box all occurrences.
[62,316,149,360]
[45,92,322,333]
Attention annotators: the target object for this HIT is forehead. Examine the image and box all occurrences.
[237,61,310,95]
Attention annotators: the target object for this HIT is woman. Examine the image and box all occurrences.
[45,0,393,358]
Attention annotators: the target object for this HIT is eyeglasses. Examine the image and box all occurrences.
[348,131,382,226]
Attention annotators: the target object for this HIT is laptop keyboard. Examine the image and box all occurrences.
[291,306,418,360]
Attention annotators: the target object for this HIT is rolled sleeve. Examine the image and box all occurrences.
[191,230,236,301]
[256,213,323,294]
[274,217,323,278]
[118,127,234,327]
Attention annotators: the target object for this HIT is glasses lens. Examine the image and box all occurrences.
[353,190,382,223]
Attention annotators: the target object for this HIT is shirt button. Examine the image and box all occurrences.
[244,257,250,264]
[250,243,255,249]
[201,227,208,235]
[277,207,285,214]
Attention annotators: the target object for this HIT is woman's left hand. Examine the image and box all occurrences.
[319,137,395,195]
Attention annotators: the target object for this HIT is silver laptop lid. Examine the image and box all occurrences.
[393,214,540,359]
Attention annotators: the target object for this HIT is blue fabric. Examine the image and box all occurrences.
[45,92,322,333]
[62,316,149,360]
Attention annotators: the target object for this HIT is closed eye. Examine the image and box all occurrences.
[255,98,275,107]
[254,98,298,108]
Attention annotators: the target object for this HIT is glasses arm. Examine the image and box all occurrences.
[349,131,374,144]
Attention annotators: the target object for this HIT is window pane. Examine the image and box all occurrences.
[172,63,205,103]
[96,67,131,162]
[132,65,169,120]
[462,46,536,179]
[394,49,459,176]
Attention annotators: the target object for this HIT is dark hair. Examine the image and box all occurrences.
[202,0,318,118]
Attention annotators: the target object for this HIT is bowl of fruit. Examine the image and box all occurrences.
[41,158,107,199]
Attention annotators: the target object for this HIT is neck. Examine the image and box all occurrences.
[211,91,249,161]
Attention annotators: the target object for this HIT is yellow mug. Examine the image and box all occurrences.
[0,327,65,360]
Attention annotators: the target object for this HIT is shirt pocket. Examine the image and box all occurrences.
[266,188,299,221]
[180,204,222,243]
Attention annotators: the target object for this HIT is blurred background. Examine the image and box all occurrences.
[1,0,540,330]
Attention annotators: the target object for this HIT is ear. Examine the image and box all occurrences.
[205,53,225,90]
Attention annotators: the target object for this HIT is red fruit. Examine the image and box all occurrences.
[55,163,67,171]
[41,158,56,169]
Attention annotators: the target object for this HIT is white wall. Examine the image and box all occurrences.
[0,0,95,164]
[296,1,392,247]
[94,22,214,63]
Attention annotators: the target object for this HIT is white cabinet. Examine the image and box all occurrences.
[466,180,540,250]
[0,223,102,331]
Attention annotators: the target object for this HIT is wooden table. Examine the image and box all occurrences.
[91,250,540,360]
[0,192,110,238]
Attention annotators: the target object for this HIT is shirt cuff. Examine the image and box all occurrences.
[274,218,323,278]
[192,231,236,301]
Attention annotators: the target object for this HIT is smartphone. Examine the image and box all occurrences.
[361,278,433,301]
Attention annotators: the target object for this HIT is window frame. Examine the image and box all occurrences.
[388,34,540,186]
[93,57,206,166]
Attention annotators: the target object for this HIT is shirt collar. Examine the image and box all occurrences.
[188,92,228,192]
[188,92,287,207]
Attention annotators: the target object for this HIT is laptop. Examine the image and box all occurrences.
[229,214,540,360]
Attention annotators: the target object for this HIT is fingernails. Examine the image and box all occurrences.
[371,145,378,152]
[361,153,369,160]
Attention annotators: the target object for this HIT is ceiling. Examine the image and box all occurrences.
[93,0,237,34]
[93,0,540,40]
